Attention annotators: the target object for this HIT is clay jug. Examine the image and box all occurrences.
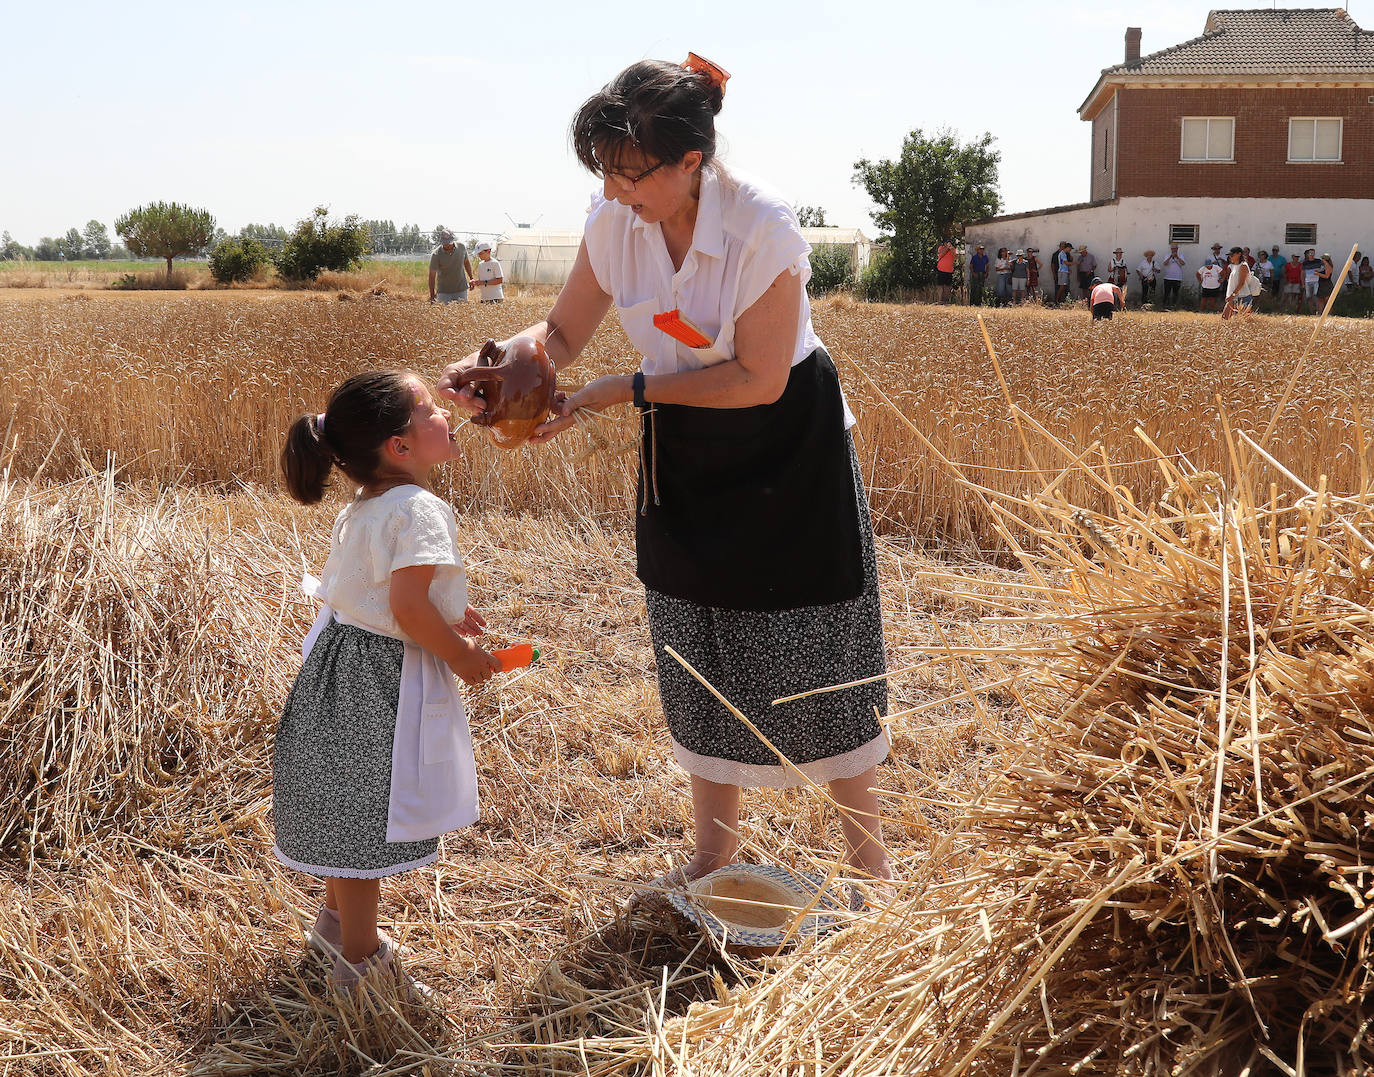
[455,337,557,449]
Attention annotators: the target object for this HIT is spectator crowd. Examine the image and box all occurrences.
[960,239,1374,313]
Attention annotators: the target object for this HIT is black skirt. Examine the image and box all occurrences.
[635,348,888,788]
[645,436,888,788]
[636,348,863,612]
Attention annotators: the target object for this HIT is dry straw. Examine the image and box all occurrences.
[3,292,1372,1074]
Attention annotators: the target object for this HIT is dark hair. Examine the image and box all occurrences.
[571,60,723,176]
[1229,246,1244,256]
[1091,276,1102,285]
[280,370,416,504]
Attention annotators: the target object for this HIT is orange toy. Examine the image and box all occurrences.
[652,309,712,349]
[492,643,540,671]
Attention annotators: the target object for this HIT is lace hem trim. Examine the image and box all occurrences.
[671,731,889,790]
[272,845,438,879]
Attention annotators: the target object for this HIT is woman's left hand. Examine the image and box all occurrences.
[528,375,630,444]
[453,607,488,637]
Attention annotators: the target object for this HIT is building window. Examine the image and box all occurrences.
[1169,224,1200,245]
[1285,223,1318,246]
[1180,117,1234,161]
[1103,128,1110,171]
[1288,118,1342,162]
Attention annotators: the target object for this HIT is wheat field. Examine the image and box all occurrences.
[2,289,1372,1075]
[5,290,1372,555]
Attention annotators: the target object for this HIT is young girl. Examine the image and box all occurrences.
[275,370,500,997]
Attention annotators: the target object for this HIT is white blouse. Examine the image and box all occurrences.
[317,485,469,643]
[583,166,853,425]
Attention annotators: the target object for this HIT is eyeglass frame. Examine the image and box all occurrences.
[595,157,669,190]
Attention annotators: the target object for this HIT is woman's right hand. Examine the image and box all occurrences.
[436,346,499,419]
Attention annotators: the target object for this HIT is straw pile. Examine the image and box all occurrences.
[0,470,297,858]
[553,432,1374,1075]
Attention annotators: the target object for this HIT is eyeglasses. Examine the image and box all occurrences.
[597,159,667,190]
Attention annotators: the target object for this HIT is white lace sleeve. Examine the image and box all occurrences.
[381,492,459,575]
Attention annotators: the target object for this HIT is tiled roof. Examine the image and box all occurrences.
[1104,8,1374,76]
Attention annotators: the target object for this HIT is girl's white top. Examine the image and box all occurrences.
[582,166,854,427]
[304,483,477,843]
[318,485,468,643]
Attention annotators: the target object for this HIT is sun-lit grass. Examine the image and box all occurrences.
[2,290,1372,554]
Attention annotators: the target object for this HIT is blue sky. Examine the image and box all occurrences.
[8,1,1362,245]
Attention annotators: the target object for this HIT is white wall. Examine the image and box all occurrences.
[965,197,1374,300]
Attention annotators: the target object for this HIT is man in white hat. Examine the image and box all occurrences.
[428,228,474,304]
[473,240,504,303]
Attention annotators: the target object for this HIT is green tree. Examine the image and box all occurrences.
[796,205,828,228]
[34,237,61,261]
[806,242,854,296]
[58,228,85,261]
[1,231,32,260]
[115,201,216,277]
[82,219,111,259]
[275,207,370,281]
[208,236,272,284]
[852,128,1000,290]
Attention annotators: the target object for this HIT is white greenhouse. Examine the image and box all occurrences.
[493,229,583,287]
[492,225,873,288]
[800,227,874,275]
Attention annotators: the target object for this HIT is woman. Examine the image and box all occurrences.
[1197,258,1224,313]
[438,58,891,890]
[1317,254,1335,304]
[1136,249,1157,306]
[993,248,1012,306]
[1223,246,1259,318]
[1107,247,1127,289]
[1359,255,1373,293]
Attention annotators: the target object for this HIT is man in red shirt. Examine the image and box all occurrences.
[936,240,957,304]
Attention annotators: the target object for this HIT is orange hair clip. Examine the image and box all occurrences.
[653,309,712,349]
[682,52,730,94]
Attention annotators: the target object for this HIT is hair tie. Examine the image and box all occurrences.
[682,52,730,95]
[315,413,327,435]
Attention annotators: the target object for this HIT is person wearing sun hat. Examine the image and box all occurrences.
[1135,249,1158,305]
[428,228,474,304]
[473,240,504,302]
[1010,249,1029,303]
[1107,247,1127,289]
[1076,245,1096,299]
[439,53,893,892]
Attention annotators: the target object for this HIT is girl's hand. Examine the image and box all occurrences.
[449,637,501,685]
[453,607,487,637]
[529,376,630,444]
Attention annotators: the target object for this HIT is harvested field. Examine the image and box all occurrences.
[1,291,1371,1075]
[3,292,1374,553]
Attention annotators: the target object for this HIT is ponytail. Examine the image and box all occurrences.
[280,370,416,504]
[281,413,334,504]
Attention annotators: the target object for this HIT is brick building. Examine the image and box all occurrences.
[965,9,1374,299]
